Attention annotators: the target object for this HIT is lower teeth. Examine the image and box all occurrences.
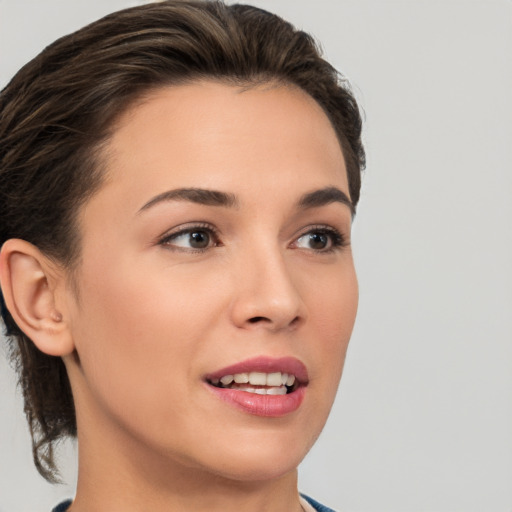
[212,382,292,395]
[236,386,287,395]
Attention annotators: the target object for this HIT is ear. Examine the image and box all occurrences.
[0,239,75,356]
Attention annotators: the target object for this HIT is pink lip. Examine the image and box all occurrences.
[204,356,308,418]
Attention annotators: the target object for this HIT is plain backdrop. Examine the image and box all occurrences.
[0,1,511,511]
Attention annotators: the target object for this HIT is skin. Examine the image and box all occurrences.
[1,81,358,512]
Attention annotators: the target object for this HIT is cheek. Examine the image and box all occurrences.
[67,256,226,426]
[305,263,358,388]
[73,251,235,351]
[308,258,358,337]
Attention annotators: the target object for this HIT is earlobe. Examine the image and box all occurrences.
[0,239,75,356]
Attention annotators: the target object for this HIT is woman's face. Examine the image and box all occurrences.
[63,81,358,481]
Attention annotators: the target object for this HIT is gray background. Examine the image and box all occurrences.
[1,1,511,511]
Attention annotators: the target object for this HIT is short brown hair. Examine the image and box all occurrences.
[0,0,365,482]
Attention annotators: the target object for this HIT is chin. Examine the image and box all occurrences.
[186,425,318,483]
[206,451,303,483]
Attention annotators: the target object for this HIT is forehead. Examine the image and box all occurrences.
[89,81,349,216]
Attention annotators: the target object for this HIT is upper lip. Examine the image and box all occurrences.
[205,356,309,384]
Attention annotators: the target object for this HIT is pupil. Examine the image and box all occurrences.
[309,232,327,249]
[190,231,209,248]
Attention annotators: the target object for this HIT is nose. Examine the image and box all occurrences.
[229,247,306,332]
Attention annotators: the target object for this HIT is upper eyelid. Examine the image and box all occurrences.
[292,224,346,239]
[160,222,217,236]
[157,222,220,244]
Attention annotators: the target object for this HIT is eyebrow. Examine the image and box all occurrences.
[138,187,239,213]
[298,187,354,215]
[138,185,353,215]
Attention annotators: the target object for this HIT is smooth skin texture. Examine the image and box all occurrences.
[1,82,358,512]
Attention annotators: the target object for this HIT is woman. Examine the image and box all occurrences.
[0,1,364,511]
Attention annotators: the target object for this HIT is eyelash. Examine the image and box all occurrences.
[158,223,347,254]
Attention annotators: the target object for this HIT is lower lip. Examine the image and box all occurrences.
[206,385,306,417]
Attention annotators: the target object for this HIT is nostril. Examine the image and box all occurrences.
[248,316,268,324]
[246,315,301,327]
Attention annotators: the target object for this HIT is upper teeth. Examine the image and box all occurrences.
[215,372,296,387]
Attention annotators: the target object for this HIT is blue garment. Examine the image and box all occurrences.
[302,494,337,512]
[52,501,72,512]
[52,495,336,511]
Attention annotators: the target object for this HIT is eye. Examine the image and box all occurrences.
[293,227,346,253]
[299,232,329,250]
[173,230,211,249]
[159,224,219,251]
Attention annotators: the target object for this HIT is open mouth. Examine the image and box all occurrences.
[207,371,301,395]
[204,358,308,416]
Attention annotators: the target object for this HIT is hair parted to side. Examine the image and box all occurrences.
[0,0,365,482]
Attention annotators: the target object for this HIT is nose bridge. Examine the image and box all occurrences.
[230,238,305,331]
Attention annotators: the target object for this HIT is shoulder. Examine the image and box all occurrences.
[301,493,339,512]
